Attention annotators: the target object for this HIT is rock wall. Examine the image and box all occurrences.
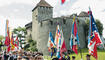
[32,17,86,55]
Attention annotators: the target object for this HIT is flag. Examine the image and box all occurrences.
[54,25,61,49]
[48,32,55,51]
[15,36,19,49]
[55,25,62,59]
[5,20,10,46]
[60,29,67,55]
[10,33,15,50]
[5,20,11,53]
[47,32,56,58]
[7,45,11,53]
[70,16,80,55]
[88,7,102,59]
[51,47,56,58]
[61,0,65,4]
[56,48,61,59]
[55,25,67,60]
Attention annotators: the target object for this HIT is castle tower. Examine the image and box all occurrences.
[32,0,53,55]
[32,0,53,22]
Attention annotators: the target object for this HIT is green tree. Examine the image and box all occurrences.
[0,35,4,41]
[0,35,4,51]
[24,38,38,52]
[12,26,27,48]
[84,19,103,36]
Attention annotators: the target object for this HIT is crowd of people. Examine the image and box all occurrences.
[0,49,91,60]
[0,49,44,60]
[52,54,91,60]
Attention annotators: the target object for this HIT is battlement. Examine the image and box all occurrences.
[26,13,88,29]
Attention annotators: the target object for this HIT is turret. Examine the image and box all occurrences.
[32,0,53,22]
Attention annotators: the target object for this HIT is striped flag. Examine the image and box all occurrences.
[55,25,62,59]
[54,25,61,49]
[60,29,67,55]
[70,16,80,55]
[47,32,56,58]
[55,25,67,60]
[5,20,10,46]
[88,7,102,59]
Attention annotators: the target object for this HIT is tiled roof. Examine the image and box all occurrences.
[32,0,53,11]
[25,22,32,29]
[78,11,89,17]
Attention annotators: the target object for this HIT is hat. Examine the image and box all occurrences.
[86,54,90,57]
[72,56,75,59]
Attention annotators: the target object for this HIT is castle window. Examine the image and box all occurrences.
[48,7,49,10]
[40,6,43,9]
[36,15,37,17]
[77,19,80,24]
[63,18,66,24]
[30,34,32,38]
[50,20,53,25]
[40,22,43,27]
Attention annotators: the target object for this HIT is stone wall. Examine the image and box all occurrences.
[32,17,87,55]
[26,28,32,41]
[32,7,38,44]
[37,7,53,22]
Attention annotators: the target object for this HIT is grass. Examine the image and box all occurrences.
[44,48,105,60]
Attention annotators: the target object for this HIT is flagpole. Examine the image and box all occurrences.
[78,42,83,60]
[75,15,83,60]
[101,37,105,50]
[79,47,83,60]
[102,43,105,50]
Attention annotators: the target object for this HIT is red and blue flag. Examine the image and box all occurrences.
[70,16,79,55]
[88,7,102,60]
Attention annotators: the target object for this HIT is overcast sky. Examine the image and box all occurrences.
[0,0,105,37]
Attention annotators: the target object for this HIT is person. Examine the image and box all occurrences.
[17,55,22,60]
[34,55,43,60]
[0,53,2,60]
[13,51,17,60]
[62,54,66,60]
[52,57,59,60]
[66,54,70,60]
[86,54,91,60]
[4,51,9,60]
[72,56,75,60]
[8,54,14,60]
[34,53,44,60]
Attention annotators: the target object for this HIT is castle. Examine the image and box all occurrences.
[25,0,89,55]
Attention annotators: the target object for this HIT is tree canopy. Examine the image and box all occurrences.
[84,19,103,36]
[0,35,4,41]
[12,26,27,48]
[24,38,38,52]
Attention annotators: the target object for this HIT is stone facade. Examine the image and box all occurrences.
[25,0,89,55]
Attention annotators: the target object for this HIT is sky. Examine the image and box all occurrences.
[0,0,105,37]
